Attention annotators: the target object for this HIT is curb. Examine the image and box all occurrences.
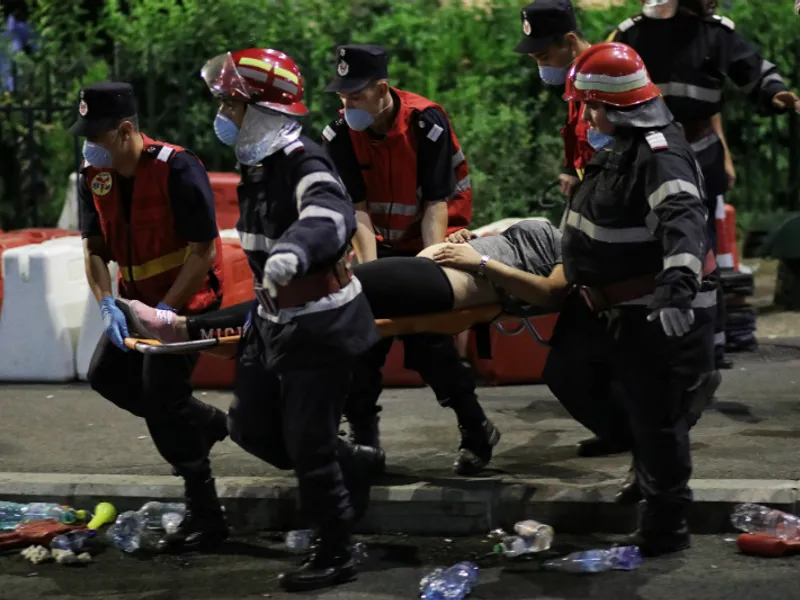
[0,473,795,536]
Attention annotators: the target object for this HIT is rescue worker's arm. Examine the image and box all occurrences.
[644,149,708,311]
[321,118,376,262]
[272,154,356,275]
[725,26,796,113]
[711,113,736,189]
[559,103,581,195]
[160,153,219,311]
[78,174,114,302]
[417,107,458,247]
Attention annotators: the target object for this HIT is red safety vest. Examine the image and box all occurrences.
[83,133,224,314]
[348,88,472,253]
[561,100,595,181]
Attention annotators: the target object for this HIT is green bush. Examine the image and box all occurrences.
[1,0,799,230]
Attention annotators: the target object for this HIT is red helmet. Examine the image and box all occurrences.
[563,42,661,108]
[201,48,308,116]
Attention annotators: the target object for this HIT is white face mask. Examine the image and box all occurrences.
[235,105,302,165]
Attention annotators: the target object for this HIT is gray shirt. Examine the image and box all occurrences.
[468,219,562,276]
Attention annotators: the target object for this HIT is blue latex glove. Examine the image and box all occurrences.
[100,296,130,351]
[156,302,177,312]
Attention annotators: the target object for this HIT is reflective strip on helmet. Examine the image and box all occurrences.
[272,78,298,95]
[656,82,721,103]
[238,57,273,72]
[574,68,649,94]
[274,66,299,84]
[565,210,656,243]
[237,67,269,82]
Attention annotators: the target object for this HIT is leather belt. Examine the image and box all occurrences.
[257,255,353,313]
[579,250,717,312]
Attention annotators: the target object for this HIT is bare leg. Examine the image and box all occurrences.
[416,243,499,309]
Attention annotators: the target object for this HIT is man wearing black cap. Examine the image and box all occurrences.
[321,44,501,477]
[71,82,230,551]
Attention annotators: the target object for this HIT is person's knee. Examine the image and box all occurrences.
[227,408,291,469]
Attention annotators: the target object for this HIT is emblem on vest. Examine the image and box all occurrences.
[522,17,532,36]
[91,172,113,196]
[338,61,349,76]
[79,100,88,117]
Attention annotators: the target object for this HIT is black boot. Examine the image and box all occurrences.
[278,523,356,592]
[453,419,501,476]
[577,436,631,458]
[348,415,381,449]
[161,476,229,552]
[337,440,386,521]
[715,347,733,370]
[615,466,642,505]
[620,509,690,557]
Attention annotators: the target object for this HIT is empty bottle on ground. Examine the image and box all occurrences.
[731,503,800,540]
[0,501,82,531]
[419,561,479,600]
[543,546,642,573]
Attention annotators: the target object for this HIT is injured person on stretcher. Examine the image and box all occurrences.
[120,218,569,343]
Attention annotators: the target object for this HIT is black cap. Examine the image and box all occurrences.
[325,45,389,94]
[68,82,138,137]
[513,0,577,55]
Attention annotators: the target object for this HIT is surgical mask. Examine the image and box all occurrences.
[214,112,239,146]
[82,141,113,168]
[234,105,302,166]
[539,65,568,86]
[343,99,393,132]
[587,130,615,150]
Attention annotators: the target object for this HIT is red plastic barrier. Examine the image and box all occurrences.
[192,239,254,389]
[381,339,425,387]
[725,203,740,271]
[470,313,559,385]
[15,228,75,243]
[208,172,241,231]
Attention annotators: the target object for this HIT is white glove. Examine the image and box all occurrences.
[261,252,299,298]
[647,307,695,337]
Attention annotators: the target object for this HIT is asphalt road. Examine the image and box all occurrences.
[2,534,798,600]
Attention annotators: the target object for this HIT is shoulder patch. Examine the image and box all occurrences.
[709,14,735,30]
[144,145,175,163]
[322,125,336,142]
[645,131,669,152]
[283,139,305,156]
[618,15,642,32]
[426,123,444,142]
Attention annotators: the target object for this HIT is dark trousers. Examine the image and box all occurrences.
[609,304,715,516]
[86,335,219,477]
[344,333,477,424]
[228,327,354,530]
[543,295,630,443]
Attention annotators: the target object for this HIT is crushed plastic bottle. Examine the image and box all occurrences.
[50,530,97,553]
[137,501,186,531]
[419,561,479,600]
[543,546,642,573]
[494,519,554,557]
[731,503,800,540]
[107,511,163,553]
[285,529,315,553]
[0,501,80,531]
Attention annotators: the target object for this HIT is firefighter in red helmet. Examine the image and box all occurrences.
[561,43,718,556]
[70,82,229,552]
[200,48,384,592]
[321,44,500,477]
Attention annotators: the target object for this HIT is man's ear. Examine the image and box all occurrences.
[118,119,136,141]
[377,79,391,97]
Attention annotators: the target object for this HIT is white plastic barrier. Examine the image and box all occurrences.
[472,216,551,237]
[75,262,119,381]
[0,236,89,381]
[58,172,80,231]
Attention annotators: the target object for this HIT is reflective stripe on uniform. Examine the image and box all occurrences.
[238,231,277,252]
[566,210,656,243]
[298,205,347,245]
[294,172,342,210]
[691,132,720,154]
[455,175,471,193]
[452,149,465,169]
[119,246,190,282]
[656,82,721,103]
[648,179,702,209]
[663,252,703,276]
[257,277,363,324]
[617,289,718,309]
[368,202,418,216]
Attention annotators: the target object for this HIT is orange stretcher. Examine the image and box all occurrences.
[123,303,554,357]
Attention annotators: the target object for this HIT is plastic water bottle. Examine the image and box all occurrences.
[285,529,315,552]
[731,503,800,540]
[107,511,147,553]
[0,501,80,531]
[137,502,186,531]
[419,561,479,600]
[543,546,642,573]
[0,501,25,531]
[51,530,97,553]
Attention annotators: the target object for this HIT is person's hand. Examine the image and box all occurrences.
[445,228,477,244]
[262,252,299,298]
[431,243,484,272]
[772,90,800,112]
[647,307,695,337]
[559,173,580,197]
[100,296,130,351]
[724,154,736,190]
[156,302,177,313]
